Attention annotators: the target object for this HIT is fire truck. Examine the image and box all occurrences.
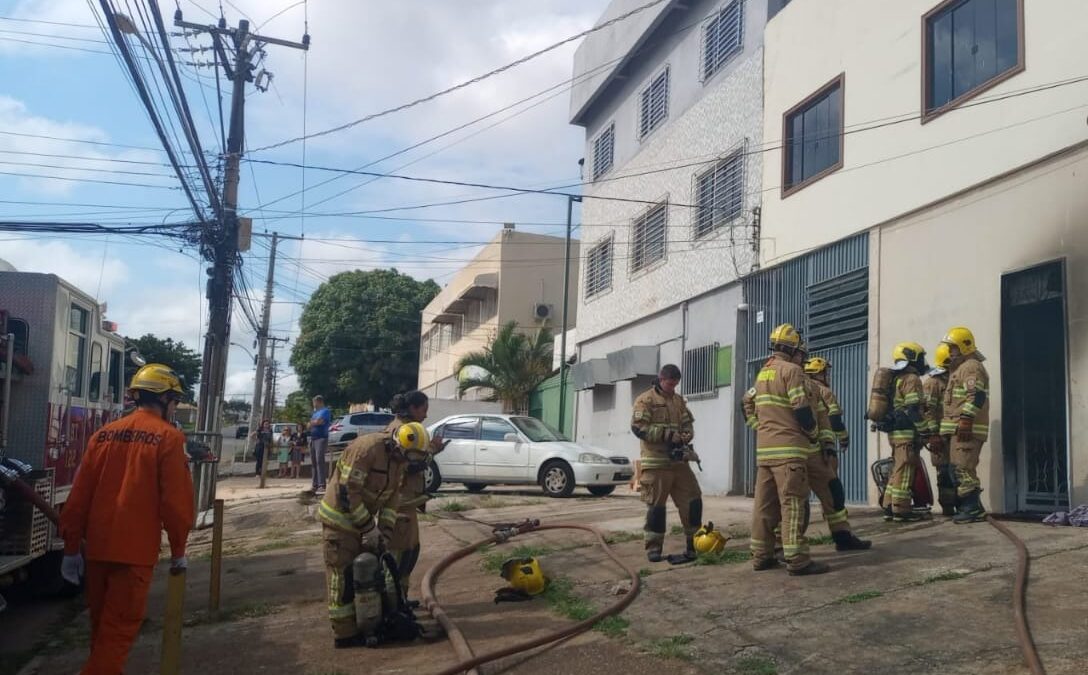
[0,266,128,608]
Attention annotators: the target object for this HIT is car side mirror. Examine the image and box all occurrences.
[503,433,520,443]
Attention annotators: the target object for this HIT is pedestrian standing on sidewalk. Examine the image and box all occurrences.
[277,426,292,478]
[250,418,272,480]
[309,396,332,494]
[59,363,195,674]
[289,427,305,479]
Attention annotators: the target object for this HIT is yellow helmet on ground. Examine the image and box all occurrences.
[692,522,729,555]
[933,342,952,370]
[941,326,977,357]
[804,357,830,375]
[128,363,185,397]
[395,421,429,452]
[500,557,546,596]
[892,342,926,364]
[769,323,802,351]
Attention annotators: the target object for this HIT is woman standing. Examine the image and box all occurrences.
[250,419,272,481]
[386,391,445,600]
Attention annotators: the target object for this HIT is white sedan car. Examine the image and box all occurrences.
[424,414,632,498]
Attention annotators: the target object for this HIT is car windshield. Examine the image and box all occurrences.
[511,416,567,442]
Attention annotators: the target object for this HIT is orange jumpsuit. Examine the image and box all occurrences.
[60,408,195,675]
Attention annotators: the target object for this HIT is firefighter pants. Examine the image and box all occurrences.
[639,462,702,554]
[323,526,367,639]
[751,460,811,572]
[389,509,420,590]
[82,561,153,675]
[883,441,919,515]
[951,437,984,497]
[807,451,851,533]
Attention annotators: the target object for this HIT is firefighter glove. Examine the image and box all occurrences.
[169,556,188,576]
[61,554,84,585]
[682,446,701,463]
[956,417,973,442]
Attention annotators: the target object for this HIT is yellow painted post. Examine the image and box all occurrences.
[209,498,224,615]
[161,569,186,675]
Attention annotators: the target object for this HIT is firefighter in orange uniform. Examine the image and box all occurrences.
[60,364,195,675]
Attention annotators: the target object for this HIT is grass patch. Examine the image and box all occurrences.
[807,534,834,546]
[479,544,555,573]
[605,530,644,544]
[184,602,285,627]
[836,590,883,604]
[922,570,968,584]
[639,567,653,578]
[594,614,630,638]
[736,655,778,675]
[437,500,469,512]
[645,634,695,661]
[248,538,292,553]
[670,524,685,536]
[541,577,594,621]
[693,549,749,566]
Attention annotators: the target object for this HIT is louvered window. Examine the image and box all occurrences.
[682,343,718,399]
[585,236,614,299]
[638,67,670,139]
[805,268,869,350]
[701,1,744,81]
[630,202,667,272]
[694,152,744,239]
[592,123,615,180]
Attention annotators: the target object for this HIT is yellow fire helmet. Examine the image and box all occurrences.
[128,363,185,397]
[891,341,926,368]
[500,557,546,596]
[804,356,830,375]
[769,323,802,351]
[394,421,429,453]
[692,522,729,555]
[941,326,977,357]
[933,342,952,371]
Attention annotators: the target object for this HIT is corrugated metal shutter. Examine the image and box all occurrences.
[740,233,869,502]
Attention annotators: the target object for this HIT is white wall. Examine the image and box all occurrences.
[761,0,1088,267]
[871,144,1088,510]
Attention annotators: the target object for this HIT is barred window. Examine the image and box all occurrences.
[694,152,744,239]
[682,343,719,399]
[638,67,670,139]
[585,236,613,299]
[630,202,667,272]
[592,123,615,180]
[701,1,744,81]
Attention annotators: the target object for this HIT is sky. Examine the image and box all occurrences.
[0,0,610,405]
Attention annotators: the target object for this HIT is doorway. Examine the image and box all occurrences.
[1001,261,1069,513]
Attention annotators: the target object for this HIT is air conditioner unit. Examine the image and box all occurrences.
[532,303,553,322]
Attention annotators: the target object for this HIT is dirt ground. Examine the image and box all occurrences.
[2,476,1087,675]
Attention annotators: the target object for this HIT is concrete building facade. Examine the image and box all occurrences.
[761,0,1088,511]
[416,228,579,401]
[569,0,784,493]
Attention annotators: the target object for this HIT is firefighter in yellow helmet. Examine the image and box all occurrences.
[631,364,701,564]
[741,324,829,575]
[802,357,870,551]
[882,342,930,522]
[923,343,956,516]
[317,422,425,647]
[940,327,990,524]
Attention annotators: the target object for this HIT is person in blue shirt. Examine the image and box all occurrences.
[308,395,332,494]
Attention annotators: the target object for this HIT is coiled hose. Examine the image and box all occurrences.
[987,516,1045,675]
[421,521,641,675]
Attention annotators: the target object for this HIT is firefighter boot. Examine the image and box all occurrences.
[832,530,872,551]
[953,490,986,524]
[667,535,697,565]
[882,506,894,522]
[788,560,831,576]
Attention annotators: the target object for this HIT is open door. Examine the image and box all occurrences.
[1001,261,1070,513]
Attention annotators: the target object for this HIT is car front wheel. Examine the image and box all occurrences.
[464,482,487,493]
[540,461,575,498]
[423,461,442,493]
[587,485,616,497]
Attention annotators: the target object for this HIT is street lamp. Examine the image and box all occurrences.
[230,342,256,364]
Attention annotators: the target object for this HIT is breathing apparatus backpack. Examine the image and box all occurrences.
[352,550,423,646]
[866,367,897,432]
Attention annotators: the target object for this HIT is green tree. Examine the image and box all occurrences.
[222,398,251,424]
[456,321,553,413]
[124,333,202,392]
[290,269,440,409]
[276,390,313,427]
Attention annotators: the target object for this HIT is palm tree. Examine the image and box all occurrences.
[456,321,554,413]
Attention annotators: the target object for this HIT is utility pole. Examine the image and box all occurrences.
[175,10,309,441]
[244,231,278,461]
[258,336,289,489]
[557,195,581,438]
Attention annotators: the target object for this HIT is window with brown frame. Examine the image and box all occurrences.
[923,0,1024,121]
[782,74,844,197]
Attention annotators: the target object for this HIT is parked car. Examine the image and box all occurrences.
[271,422,297,438]
[328,411,396,447]
[234,424,248,439]
[424,414,632,498]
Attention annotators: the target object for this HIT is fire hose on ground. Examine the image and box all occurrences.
[420,513,1045,675]
[421,519,642,675]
